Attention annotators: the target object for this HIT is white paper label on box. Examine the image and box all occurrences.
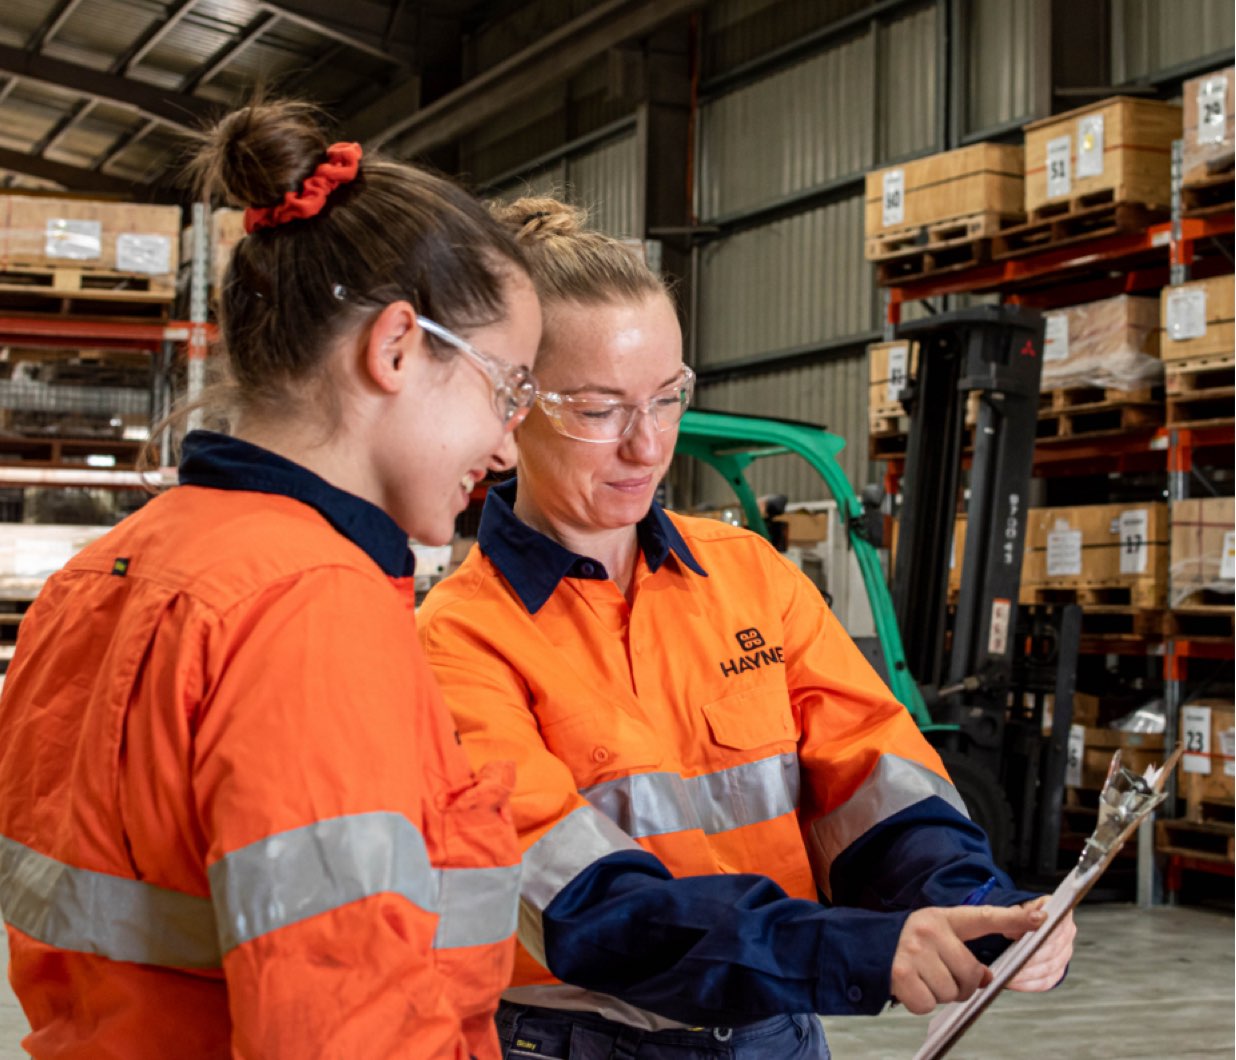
[1118,509,1150,575]
[987,597,1012,656]
[1220,728,1236,776]
[1221,530,1236,581]
[1182,705,1212,774]
[886,343,909,402]
[1047,529,1082,576]
[1076,115,1105,178]
[1198,75,1228,146]
[45,218,102,261]
[116,233,172,275]
[882,169,905,227]
[1166,287,1208,341]
[1046,135,1071,199]
[1043,314,1070,363]
[1066,723,1085,788]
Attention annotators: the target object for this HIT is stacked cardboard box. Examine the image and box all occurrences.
[1,195,181,287]
[1169,496,1235,608]
[1023,97,1181,214]
[1040,294,1161,392]
[1021,503,1169,607]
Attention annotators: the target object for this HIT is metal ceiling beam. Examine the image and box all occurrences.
[0,145,144,195]
[261,1,414,64]
[25,0,88,54]
[347,76,422,142]
[0,43,214,132]
[119,0,201,72]
[183,11,278,92]
[95,118,157,174]
[368,0,705,155]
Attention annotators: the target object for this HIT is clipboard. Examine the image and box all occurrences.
[913,745,1184,1060]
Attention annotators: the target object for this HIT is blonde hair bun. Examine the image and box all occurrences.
[493,197,587,240]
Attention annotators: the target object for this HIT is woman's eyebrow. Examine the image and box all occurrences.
[559,372,683,398]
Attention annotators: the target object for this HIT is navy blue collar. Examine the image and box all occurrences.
[478,478,707,614]
[178,430,415,578]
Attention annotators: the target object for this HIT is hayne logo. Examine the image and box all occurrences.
[736,627,765,651]
[721,627,785,677]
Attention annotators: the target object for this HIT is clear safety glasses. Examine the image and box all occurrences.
[534,365,695,444]
[417,316,538,429]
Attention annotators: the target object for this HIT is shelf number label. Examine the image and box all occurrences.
[1066,724,1085,788]
[1166,287,1208,341]
[1198,75,1228,146]
[1221,530,1236,581]
[886,343,909,402]
[1047,527,1082,577]
[1046,135,1071,199]
[1182,705,1212,775]
[882,168,905,227]
[1043,314,1069,363]
[1118,509,1149,575]
[1076,115,1105,178]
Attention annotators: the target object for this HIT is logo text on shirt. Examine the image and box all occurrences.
[721,628,785,677]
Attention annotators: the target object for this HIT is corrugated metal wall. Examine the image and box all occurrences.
[693,352,873,500]
[963,0,1044,135]
[696,199,872,367]
[879,3,939,158]
[698,36,874,219]
[569,134,640,237]
[1111,0,1234,83]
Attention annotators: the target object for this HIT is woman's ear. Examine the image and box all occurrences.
[365,301,419,394]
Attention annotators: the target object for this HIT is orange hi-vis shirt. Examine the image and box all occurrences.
[418,481,1029,1029]
[0,432,520,1060]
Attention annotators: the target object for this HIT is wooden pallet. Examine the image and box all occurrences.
[1165,389,1236,429]
[869,431,909,460]
[1164,605,1235,639]
[1165,355,1235,397]
[1182,166,1236,219]
[1156,817,1235,864]
[0,436,142,468]
[992,200,1166,260]
[1020,581,1163,610]
[874,237,991,285]
[1182,790,1235,826]
[866,211,1024,260]
[0,265,174,321]
[1036,400,1162,440]
[1038,383,1158,412]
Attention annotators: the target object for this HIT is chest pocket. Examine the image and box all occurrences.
[701,681,798,753]
[538,706,661,787]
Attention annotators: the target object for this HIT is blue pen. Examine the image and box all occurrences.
[963,875,997,906]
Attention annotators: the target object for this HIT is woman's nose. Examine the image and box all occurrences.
[490,430,517,471]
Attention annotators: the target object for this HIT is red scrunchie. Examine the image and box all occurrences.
[243,142,363,234]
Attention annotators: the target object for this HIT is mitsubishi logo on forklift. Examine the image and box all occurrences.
[1019,339,1038,357]
[736,628,765,651]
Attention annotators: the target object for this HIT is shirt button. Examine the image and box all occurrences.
[580,562,595,576]
[592,747,610,763]
[846,985,863,1004]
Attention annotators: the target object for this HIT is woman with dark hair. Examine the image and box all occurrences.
[0,102,541,1060]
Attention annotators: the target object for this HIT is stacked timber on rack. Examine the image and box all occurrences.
[1037,294,1163,440]
[864,144,1024,284]
[1160,273,1235,429]
[1020,502,1168,634]
[1181,65,1235,217]
[999,98,1181,257]
[1168,495,1235,639]
[0,195,181,318]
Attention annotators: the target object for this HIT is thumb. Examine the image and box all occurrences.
[945,903,1047,942]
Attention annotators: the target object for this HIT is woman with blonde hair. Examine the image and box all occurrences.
[419,196,1073,1059]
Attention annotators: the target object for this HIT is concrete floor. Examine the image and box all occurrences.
[0,905,1229,1057]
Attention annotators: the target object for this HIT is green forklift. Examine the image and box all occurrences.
[676,307,1080,881]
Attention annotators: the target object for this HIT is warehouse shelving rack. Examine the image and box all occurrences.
[874,162,1235,907]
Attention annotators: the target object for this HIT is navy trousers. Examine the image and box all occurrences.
[495,1001,830,1060]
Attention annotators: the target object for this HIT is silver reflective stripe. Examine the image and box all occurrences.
[0,835,221,969]
[807,753,968,899]
[210,810,518,954]
[581,753,799,839]
[434,863,521,949]
[519,805,641,967]
[503,983,692,1033]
